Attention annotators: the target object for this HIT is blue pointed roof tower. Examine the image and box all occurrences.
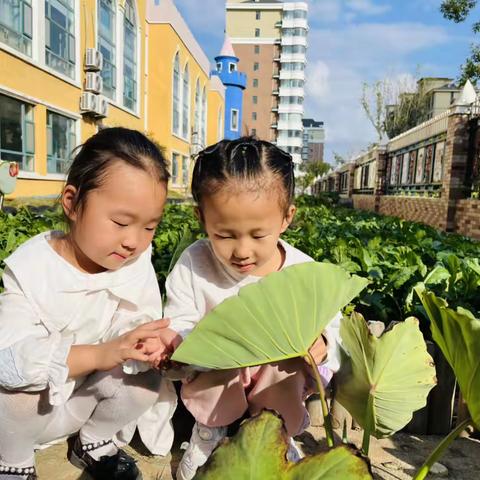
[212,34,247,140]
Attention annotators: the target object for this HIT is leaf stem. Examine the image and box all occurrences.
[413,417,472,480]
[361,394,375,456]
[305,352,334,448]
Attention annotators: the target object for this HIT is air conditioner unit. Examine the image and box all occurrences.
[94,96,109,118]
[84,48,103,71]
[80,92,98,114]
[85,72,103,94]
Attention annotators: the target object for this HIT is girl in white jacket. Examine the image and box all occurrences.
[0,128,179,480]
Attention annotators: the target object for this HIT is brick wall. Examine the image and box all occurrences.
[454,199,480,239]
[378,196,449,230]
[352,194,377,212]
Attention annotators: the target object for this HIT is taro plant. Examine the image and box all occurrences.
[172,262,370,447]
[413,287,480,480]
[335,313,436,455]
[171,262,438,478]
[195,410,372,480]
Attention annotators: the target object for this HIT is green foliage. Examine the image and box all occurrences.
[196,411,373,480]
[336,314,436,454]
[416,288,480,429]
[441,0,476,22]
[0,207,65,282]
[283,204,480,333]
[441,0,480,84]
[2,200,479,334]
[171,263,368,369]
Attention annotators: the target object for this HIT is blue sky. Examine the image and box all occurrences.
[174,0,478,163]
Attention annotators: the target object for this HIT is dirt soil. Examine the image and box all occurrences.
[36,420,480,480]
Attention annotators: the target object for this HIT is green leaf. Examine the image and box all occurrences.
[416,288,480,429]
[171,262,369,369]
[196,411,372,480]
[335,313,436,438]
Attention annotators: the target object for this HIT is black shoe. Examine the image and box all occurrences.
[0,464,37,479]
[67,435,142,480]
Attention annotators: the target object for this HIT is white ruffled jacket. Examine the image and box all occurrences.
[0,231,176,455]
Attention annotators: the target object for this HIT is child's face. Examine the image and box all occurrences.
[63,161,167,273]
[200,186,295,277]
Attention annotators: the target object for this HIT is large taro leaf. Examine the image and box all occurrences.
[335,313,436,438]
[171,262,369,369]
[416,287,480,429]
[195,410,372,480]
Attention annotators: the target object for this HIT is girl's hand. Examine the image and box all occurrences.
[308,334,328,365]
[143,328,183,369]
[96,319,172,371]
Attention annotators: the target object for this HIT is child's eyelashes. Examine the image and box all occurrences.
[112,220,157,232]
[112,220,128,227]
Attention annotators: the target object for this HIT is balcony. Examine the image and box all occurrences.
[272,89,279,95]
[271,123,278,129]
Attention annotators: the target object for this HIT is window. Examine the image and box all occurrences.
[182,63,190,138]
[253,62,259,71]
[255,28,260,37]
[171,152,179,184]
[47,110,76,174]
[254,45,260,54]
[98,0,116,99]
[173,53,180,135]
[255,10,261,20]
[253,78,258,87]
[45,0,76,78]
[253,95,258,104]
[216,62,222,72]
[182,155,189,184]
[252,112,257,121]
[123,0,137,110]
[0,0,32,55]
[201,86,207,146]
[228,62,237,73]
[231,109,239,131]
[194,78,200,137]
[251,128,256,136]
[0,94,34,171]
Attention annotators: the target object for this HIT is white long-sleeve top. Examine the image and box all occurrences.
[164,238,342,372]
[0,231,176,455]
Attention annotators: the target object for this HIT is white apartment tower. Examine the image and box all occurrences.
[226,0,308,169]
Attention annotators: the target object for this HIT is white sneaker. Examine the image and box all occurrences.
[286,437,304,463]
[176,423,227,480]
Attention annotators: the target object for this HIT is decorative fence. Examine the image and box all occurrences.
[315,105,480,239]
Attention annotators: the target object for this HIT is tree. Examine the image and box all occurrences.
[297,160,330,194]
[361,74,429,140]
[441,0,480,85]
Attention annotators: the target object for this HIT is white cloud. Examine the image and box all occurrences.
[304,22,451,159]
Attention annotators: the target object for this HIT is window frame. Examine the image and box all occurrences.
[46,109,76,174]
[0,93,35,172]
[44,0,76,79]
[0,0,33,56]
[122,0,138,111]
[97,0,116,100]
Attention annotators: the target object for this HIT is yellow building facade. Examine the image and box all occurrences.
[0,0,224,199]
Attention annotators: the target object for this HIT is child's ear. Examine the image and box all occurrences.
[62,185,78,221]
[194,206,205,225]
[281,204,296,233]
